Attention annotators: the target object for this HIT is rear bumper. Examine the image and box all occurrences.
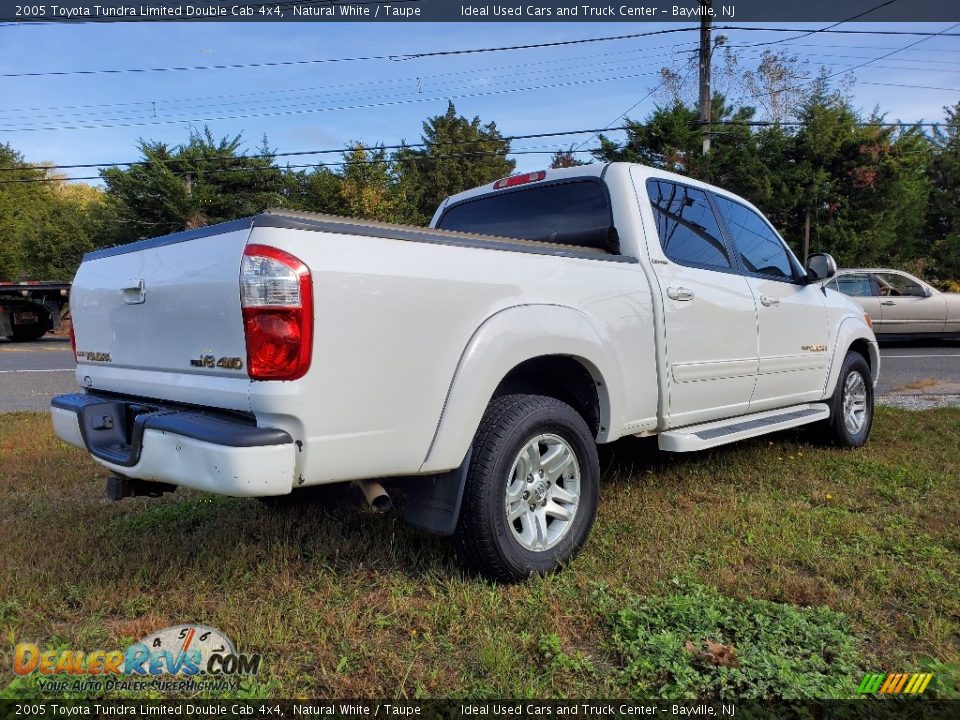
[51,393,296,497]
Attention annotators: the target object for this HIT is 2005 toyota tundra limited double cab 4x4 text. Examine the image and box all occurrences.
[52,163,879,581]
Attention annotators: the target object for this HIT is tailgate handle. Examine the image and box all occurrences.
[121,279,146,305]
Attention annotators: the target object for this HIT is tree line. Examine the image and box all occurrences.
[1,57,958,284]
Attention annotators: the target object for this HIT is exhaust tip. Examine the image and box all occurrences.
[369,494,393,514]
[355,479,393,514]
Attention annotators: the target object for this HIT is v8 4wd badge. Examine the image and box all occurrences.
[190,354,244,370]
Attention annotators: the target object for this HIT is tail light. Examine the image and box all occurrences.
[68,322,77,361]
[241,244,313,381]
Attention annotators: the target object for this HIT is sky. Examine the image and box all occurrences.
[1,20,958,182]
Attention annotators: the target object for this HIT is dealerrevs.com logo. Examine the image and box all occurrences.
[13,625,262,693]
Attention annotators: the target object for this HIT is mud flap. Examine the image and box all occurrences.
[402,453,471,536]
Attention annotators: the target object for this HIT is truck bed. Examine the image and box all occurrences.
[69,206,656,487]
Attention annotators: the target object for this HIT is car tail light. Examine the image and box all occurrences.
[493,171,546,189]
[241,244,313,381]
[69,322,77,361]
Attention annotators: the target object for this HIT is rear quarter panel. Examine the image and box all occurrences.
[245,224,658,484]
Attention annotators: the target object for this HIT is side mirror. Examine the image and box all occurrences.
[806,253,837,282]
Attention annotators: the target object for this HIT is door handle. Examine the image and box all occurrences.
[667,286,695,301]
[760,295,780,307]
[121,279,146,305]
[881,300,896,306]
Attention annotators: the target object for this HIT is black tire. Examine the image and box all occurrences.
[257,482,347,509]
[9,323,47,342]
[454,394,600,582]
[819,351,874,447]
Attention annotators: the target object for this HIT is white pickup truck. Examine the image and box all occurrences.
[52,162,878,580]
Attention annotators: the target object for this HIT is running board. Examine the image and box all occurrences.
[658,403,830,452]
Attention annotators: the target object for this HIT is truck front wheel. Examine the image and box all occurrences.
[454,394,599,582]
[820,350,874,447]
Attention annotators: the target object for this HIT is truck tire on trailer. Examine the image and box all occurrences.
[819,351,874,448]
[9,322,48,342]
[454,394,599,582]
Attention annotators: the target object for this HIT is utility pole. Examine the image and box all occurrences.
[698,0,713,157]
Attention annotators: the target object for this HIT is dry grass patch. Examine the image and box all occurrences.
[0,408,958,699]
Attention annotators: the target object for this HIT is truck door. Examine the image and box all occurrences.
[638,176,759,427]
[711,194,830,409]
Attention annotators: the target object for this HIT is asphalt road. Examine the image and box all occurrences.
[0,336,78,412]
[1,336,958,413]
[876,343,960,394]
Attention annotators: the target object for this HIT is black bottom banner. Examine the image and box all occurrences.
[2,700,960,720]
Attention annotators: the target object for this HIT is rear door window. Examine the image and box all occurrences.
[646,179,732,271]
[436,179,613,249]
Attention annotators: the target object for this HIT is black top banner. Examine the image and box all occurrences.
[1,700,960,720]
[1,0,959,23]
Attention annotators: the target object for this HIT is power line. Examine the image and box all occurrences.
[0,68,672,132]
[859,81,960,91]
[0,147,603,185]
[3,25,958,79]
[5,39,956,120]
[1,40,699,116]
[573,56,699,152]
[1,50,696,124]
[739,0,901,48]
[801,21,960,88]
[9,48,958,134]
[3,119,954,181]
[0,27,702,79]
[1,126,639,172]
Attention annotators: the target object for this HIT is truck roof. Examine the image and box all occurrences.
[436,161,772,224]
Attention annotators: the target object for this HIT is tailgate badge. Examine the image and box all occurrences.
[76,350,112,363]
[190,353,244,370]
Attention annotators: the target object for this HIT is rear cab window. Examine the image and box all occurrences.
[436,179,617,252]
[646,179,732,271]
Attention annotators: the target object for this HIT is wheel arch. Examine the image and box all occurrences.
[419,304,625,473]
[824,317,880,398]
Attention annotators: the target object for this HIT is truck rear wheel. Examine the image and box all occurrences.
[454,394,599,582]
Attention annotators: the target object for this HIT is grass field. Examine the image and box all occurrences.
[1,408,958,699]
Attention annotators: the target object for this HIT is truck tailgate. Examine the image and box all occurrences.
[71,221,253,407]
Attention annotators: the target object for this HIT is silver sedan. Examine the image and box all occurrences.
[826,269,960,339]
